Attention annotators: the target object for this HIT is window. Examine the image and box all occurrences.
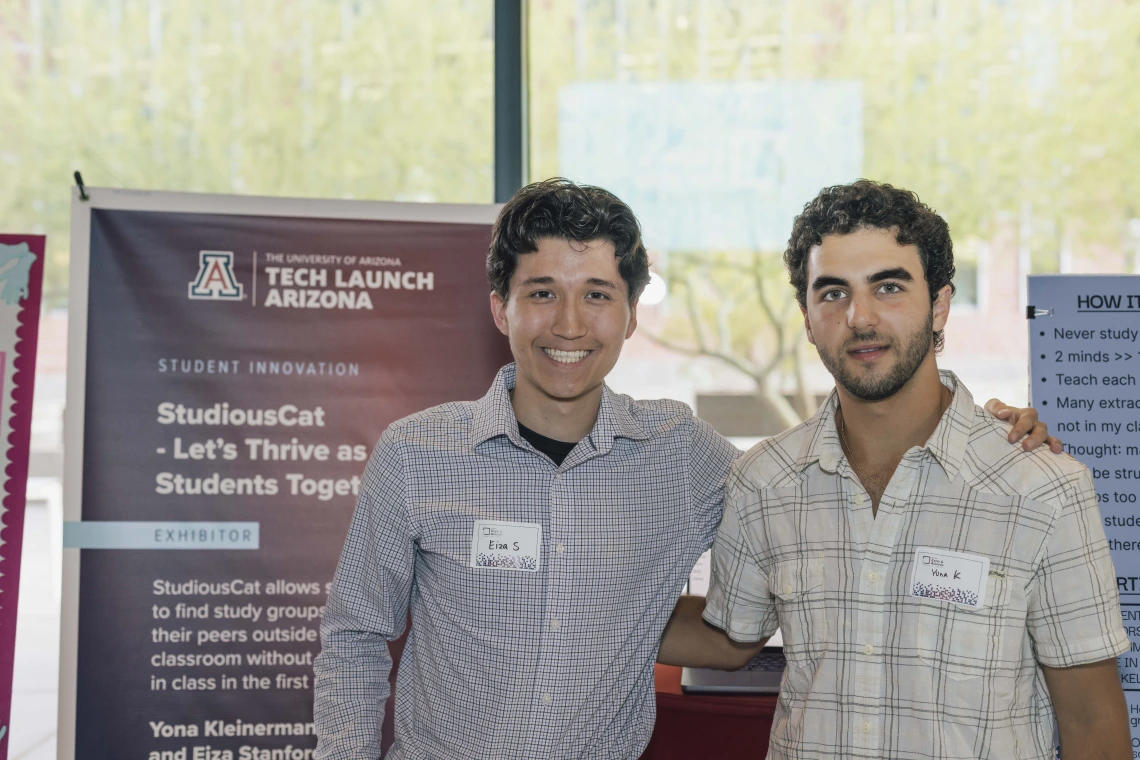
[1,0,495,303]
[529,0,1140,420]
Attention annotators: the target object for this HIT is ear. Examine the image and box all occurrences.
[490,291,510,337]
[932,284,952,333]
[801,303,816,346]
[625,298,639,339]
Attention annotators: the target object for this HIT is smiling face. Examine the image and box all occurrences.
[803,227,951,402]
[490,237,637,421]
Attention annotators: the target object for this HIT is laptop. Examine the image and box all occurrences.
[680,551,786,695]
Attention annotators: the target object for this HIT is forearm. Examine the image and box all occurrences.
[657,595,766,669]
[1044,659,1131,760]
[315,444,415,759]
[1057,714,1131,760]
[313,573,404,760]
[313,626,393,760]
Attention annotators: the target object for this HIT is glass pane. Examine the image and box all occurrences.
[529,0,1140,422]
[0,0,495,302]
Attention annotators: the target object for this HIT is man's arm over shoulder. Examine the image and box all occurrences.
[314,429,416,760]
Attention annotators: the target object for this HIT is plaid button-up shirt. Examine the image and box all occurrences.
[705,371,1129,759]
[315,364,738,760]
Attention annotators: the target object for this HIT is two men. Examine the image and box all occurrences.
[314,178,1057,759]
[660,180,1130,758]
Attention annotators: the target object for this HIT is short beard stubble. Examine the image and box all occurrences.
[816,311,935,402]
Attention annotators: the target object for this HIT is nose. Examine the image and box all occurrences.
[847,292,878,332]
[552,298,587,340]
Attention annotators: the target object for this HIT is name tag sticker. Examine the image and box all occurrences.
[909,547,990,608]
[470,520,542,572]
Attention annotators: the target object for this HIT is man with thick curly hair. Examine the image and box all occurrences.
[784,179,956,354]
[660,179,1129,759]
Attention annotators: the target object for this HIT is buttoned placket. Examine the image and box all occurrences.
[506,405,636,755]
[496,431,563,756]
[529,459,566,741]
[523,441,604,754]
[845,449,923,754]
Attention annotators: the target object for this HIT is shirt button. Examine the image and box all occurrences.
[556,543,565,554]
[868,571,879,583]
[863,643,874,655]
[854,493,866,506]
[549,618,561,630]
[541,693,553,705]
[783,583,793,595]
[862,721,872,734]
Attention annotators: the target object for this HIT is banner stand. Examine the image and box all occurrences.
[61,188,509,760]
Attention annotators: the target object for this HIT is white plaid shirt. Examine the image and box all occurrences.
[314,364,738,760]
[704,371,1129,759]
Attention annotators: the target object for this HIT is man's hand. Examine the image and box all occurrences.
[1042,658,1131,759]
[984,399,1063,453]
[658,596,766,669]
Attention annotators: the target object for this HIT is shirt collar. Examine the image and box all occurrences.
[921,371,973,482]
[588,381,651,453]
[795,370,973,482]
[470,363,650,452]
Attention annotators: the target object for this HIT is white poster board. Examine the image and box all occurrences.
[1028,274,1140,735]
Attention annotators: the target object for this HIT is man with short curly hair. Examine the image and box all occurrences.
[784,179,957,355]
[660,179,1130,759]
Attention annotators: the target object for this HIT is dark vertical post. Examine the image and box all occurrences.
[494,0,528,203]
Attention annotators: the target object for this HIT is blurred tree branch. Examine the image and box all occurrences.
[642,249,807,428]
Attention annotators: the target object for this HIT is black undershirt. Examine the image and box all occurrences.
[517,422,578,467]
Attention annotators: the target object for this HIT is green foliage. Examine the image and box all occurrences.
[649,248,806,425]
[529,0,1140,402]
[532,0,1140,243]
[0,0,494,303]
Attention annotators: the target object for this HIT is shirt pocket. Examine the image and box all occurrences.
[771,559,830,667]
[916,574,1008,681]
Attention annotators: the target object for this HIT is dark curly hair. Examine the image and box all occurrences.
[487,178,650,305]
[784,179,955,353]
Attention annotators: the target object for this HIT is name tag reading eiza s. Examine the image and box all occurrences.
[910,547,990,608]
[470,520,541,572]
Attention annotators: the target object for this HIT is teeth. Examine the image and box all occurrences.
[544,348,590,364]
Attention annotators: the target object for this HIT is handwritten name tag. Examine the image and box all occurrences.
[909,547,990,608]
[470,520,541,572]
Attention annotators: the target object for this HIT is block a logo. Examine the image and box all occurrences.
[188,251,244,300]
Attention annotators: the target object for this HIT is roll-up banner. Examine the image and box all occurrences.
[1027,274,1140,739]
[0,234,44,760]
[61,189,510,760]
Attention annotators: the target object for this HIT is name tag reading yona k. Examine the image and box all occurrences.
[470,520,542,572]
[910,547,990,608]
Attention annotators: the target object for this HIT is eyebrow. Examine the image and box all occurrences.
[867,267,914,284]
[810,267,915,293]
[811,275,849,292]
[519,276,620,289]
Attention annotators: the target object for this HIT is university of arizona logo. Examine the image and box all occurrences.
[188,251,243,300]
